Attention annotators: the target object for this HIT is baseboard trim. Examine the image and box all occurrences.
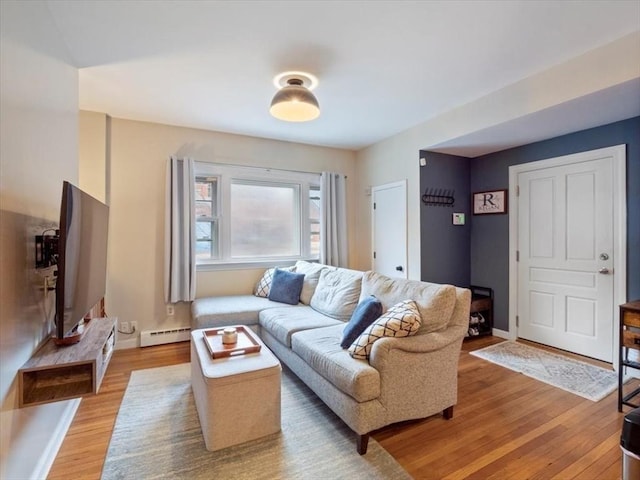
[115,337,138,350]
[492,328,510,339]
[1,398,80,480]
[35,398,81,480]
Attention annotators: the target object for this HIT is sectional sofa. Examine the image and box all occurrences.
[191,261,471,454]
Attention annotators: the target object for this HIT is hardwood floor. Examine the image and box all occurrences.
[48,337,631,479]
[48,342,191,480]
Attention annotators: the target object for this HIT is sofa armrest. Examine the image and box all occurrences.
[369,286,470,363]
[369,324,465,361]
[367,325,466,423]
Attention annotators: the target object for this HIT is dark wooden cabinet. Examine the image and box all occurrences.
[619,300,640,411]
[467,285,493,338]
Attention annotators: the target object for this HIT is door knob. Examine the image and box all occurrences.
[598,267,610,274]
[395,266,403,272]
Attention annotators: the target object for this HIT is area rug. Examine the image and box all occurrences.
[101,363,410,480]
[470,341,618,401]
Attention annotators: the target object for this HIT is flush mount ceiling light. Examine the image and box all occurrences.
[270,71,320,122]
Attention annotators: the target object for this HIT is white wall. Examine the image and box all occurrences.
[79,110,108,203]
[353,32,640,282]
[353,134,423,279]
[0,1,80,478]
[78,116,356,347]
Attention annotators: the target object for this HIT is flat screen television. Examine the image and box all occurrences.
[55,181,109,344]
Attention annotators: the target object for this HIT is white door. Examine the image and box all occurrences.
[513,146,626,362]
[372,181,407,279]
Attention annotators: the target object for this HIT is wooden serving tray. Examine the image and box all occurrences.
[202,326,261,359]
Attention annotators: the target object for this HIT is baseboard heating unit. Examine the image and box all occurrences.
[140,327,191,347]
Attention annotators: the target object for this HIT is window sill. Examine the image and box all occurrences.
[196,258,319,272]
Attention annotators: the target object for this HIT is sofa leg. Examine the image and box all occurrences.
[357,434,369,455]
[443,405,454,420]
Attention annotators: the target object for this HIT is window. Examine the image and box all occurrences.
[309,185,320,258]
[195,177,219,261]
[194,162,321,269]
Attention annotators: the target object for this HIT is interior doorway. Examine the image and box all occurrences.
[508,145,626,365]
[371,180,408,279]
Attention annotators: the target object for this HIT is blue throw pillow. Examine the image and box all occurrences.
[268,269,305,305]
[340,295,382,348]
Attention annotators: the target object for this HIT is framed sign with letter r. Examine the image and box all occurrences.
[473,189,508,215]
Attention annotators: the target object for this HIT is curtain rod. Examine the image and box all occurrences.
[190,159,346,179]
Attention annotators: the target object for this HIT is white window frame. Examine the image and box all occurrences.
[195,175,221,260]
[195,162,321,270]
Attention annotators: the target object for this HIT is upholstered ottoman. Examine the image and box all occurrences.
[190,327,281,451]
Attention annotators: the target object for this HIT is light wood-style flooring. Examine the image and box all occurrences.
[48,337,632,479]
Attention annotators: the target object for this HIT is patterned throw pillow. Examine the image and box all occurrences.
[254,266,295,298]
[348,299,422,360]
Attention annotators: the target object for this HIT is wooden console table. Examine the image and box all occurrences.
[18,317,116,407]
[618,300,640,412]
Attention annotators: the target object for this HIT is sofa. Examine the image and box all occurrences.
[191,261,471,454]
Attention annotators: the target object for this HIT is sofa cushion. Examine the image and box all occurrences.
[340,295,382,349]
[191,295,296,330]
[359,271,456,333]
[259,305,342,347]
[295,260,330,305]
[349,299,421,360]
[254,266,295,298]
[268,269,305,305]
[310,268,363,321]
[291,324,381,402]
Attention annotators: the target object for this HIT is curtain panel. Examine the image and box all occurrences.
[320,172,348,267]
[164,157,196,303]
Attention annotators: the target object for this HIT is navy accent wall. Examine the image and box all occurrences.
[419,151,471,286]
[470,116,640,331]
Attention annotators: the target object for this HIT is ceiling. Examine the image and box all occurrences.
[46,1,640,155]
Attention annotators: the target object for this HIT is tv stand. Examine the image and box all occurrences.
[18,317,117,407]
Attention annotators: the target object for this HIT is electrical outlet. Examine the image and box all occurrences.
[120,321,130,333]
[130,321,138,333]
[166,305,175,316]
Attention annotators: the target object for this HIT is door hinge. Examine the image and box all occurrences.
[516,250,519,262]
[516,315,519,327]
[373,202,376,210]
[373,251,376,259]
[516,185,520,196]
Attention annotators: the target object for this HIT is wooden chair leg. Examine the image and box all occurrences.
[357,433,369,455]
[443,405,454,419]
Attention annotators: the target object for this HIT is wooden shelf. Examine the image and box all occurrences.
[618,300,640,411]
[19,317,116,407]
[466,285,494,338]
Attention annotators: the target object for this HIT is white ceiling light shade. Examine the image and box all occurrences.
[270,72,320,122]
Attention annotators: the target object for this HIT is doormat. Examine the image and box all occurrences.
[470,341,618,401]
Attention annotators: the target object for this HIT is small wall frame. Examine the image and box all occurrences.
[473,189,508,215]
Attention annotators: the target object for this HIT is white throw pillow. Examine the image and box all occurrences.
[348,299,422,360]
[294,261,330,305]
